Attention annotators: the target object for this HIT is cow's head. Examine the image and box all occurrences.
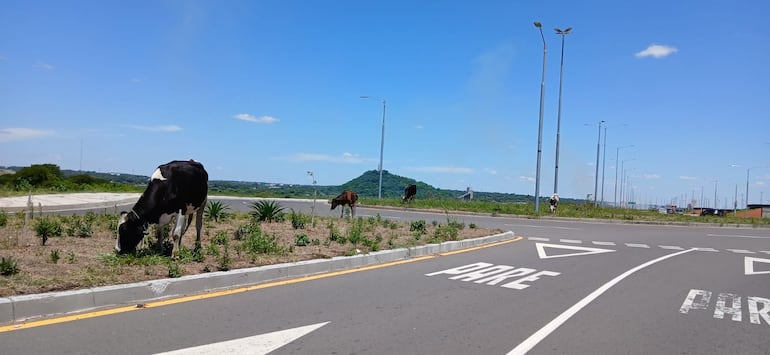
[116,211,148,254]
[330,198,341,210]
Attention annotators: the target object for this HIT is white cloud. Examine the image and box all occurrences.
[280,152,372,164]
[0,128,54,142]
[635,44,678,59]
[643,174,661,179]
[122,125,182,132]
[484,168,498,175]
[519,175,535,182]
[405,166,473,174]
[679,176,697,180]
[234,114,279,124]
[35,61,54,70]
[415,125,424,129]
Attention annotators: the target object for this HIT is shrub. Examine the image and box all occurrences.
[410,220,427,234]
[66,216,94,238]
[238,225,285,259]
[50,249,61,264]
[0,211,7,227]
[295,233,310,246]
[204,201,230,222]
[0,256,19,276]
[290,209,309,230]
[167,261,183,278]
[250,200,285,222]
[34,217,63,245]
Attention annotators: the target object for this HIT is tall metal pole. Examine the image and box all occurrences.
[534,21,547,212]
[614,145,633,207]
[600,125,607,205]
[746,168,751,208]
[360,96,387,199]
[593,120,604,204]
[714,180,718,209]
[553,27,572,195]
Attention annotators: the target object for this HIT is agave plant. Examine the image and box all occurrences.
[250,200,285,222]
[204,201,230,222]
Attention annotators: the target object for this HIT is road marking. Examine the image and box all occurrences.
[708,234,770,239]
[535,243,614,259]
[761,251,770,255]
[659,245,685,250]
[154,322,329,355]
[559,239,581,244]
[745,257,770,275]
[0,236,523,333]
[625,243,650,248]
[510,224,581,230]
[727,249,755,254]
[592,241,616,246]
[527,237,550,242]
[694,247,719,252]
[508,248,697,355]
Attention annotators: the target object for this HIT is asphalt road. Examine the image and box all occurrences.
[3,198,770,354]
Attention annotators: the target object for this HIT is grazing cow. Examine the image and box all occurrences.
[402,184,417,203]
[116,160,208,257]
[330,190,358,218]
[549,193,560,214]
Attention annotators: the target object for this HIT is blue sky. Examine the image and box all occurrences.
[1,0,769,207]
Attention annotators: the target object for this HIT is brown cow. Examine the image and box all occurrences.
[331,190,358,218]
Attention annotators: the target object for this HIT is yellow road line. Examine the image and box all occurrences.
[0,236,522,333]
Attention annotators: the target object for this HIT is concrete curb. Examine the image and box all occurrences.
[0,231,516,325]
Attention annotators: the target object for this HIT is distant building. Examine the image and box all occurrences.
[735,204,770,219]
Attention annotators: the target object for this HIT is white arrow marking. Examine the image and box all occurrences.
[745,257,770,275]
[154,321,329,355]
[535,242,614,259]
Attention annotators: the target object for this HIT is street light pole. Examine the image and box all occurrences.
[614,145,634,207]
[746,166,769,208]
[553,26,572,195]
[360,96,387,199]
[600,125,607,206]
[593,120,605,204]
[534,21,547,212]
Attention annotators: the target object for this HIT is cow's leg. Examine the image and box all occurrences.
[157,214,174,255]
[194,203,204,253]
[351,204,356,218]
[171,209,186,258]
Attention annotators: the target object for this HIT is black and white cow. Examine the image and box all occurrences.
[549,193,560,214]
[116,160,208,257]
[402,184,417,203]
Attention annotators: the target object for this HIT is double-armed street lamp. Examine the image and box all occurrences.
[360,96,387,199]
[553,26,572,196]
[533,21,547,212]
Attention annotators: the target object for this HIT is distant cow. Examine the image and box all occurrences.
[549,193,560,214]
[403,184,417,203]
[331,190,358,218]
[116,160,208,257]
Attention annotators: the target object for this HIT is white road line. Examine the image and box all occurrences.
[528,237,550,242]
[761,251,770,255]
[707,233,770,239]
[694,247,719,252]
[155,322,329,355]
[509,224,581,230]
[727,249,756,254]
[659,245,685,250]
[507,248,697,355]
[625,243,650,248]
[559,239,582,244]
[592,241,616,246]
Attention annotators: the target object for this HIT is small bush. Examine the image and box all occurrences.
[250,200,285,222]
[295,233,310,246]
[0,211,8,227]
[167,261,183,278]
[49,249,61,264]
[34,217,63,246]
[290,209,309,230]
[205,201,230,222]
[0,256,19,276]
[410,220,427,234]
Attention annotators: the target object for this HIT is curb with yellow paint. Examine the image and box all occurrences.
[0,232,520,330]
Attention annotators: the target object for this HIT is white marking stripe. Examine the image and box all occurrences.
[659,245,685,250]
[507,248,697,355]
[592,241,616,246]
[154,322,329,355]
[559,239,581,244]
[535,243,614,259]
[727,249,755,254]
[708,234,770,239]
[694,247,719,252]
[745,257,770,275]
[625,243,650,248]
[761,251,770,255]
[528,237,550,241]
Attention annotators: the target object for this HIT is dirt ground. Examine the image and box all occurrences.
[0,211,500,297]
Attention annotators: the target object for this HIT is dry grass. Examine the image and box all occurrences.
[0,210,499,297]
